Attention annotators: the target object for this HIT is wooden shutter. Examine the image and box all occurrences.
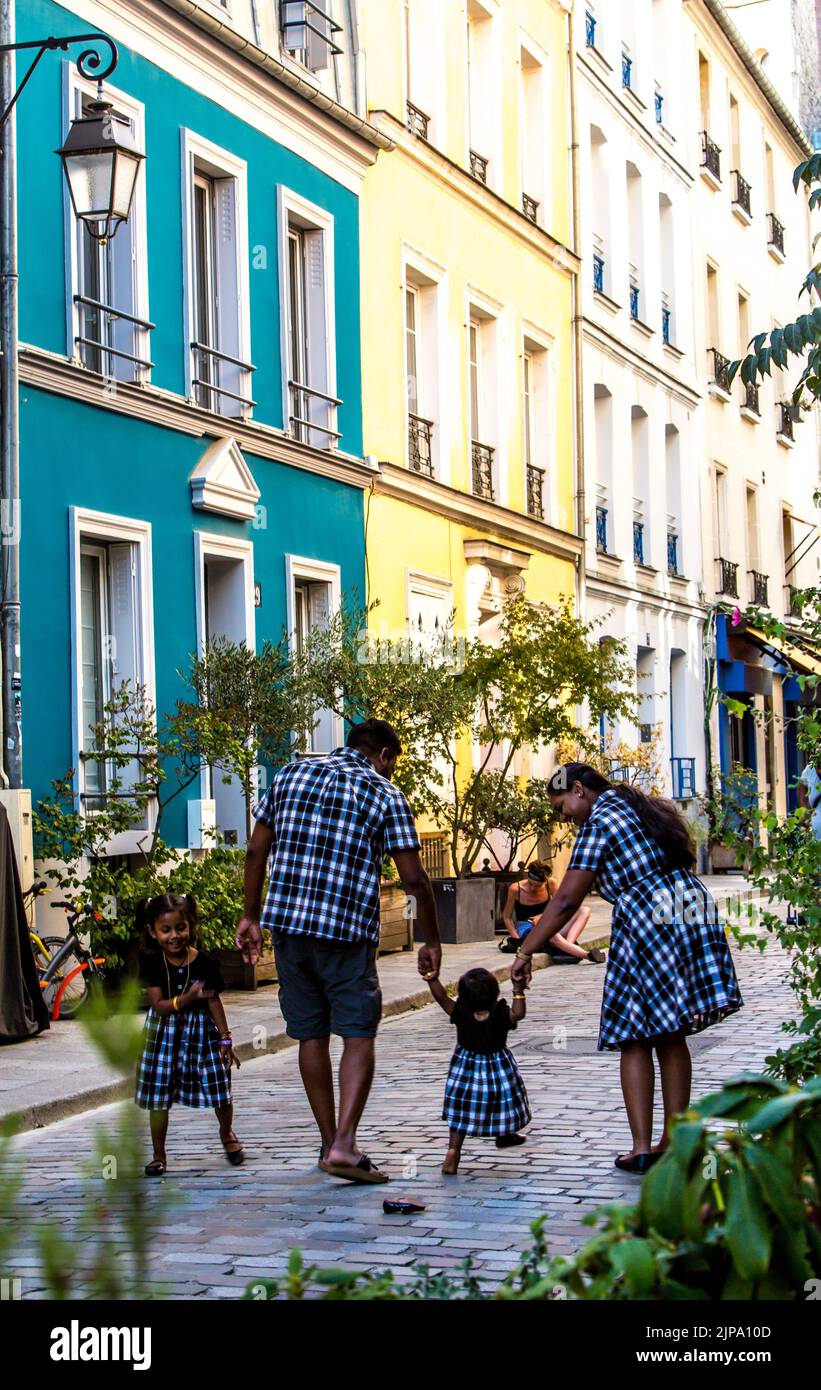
[107,543,142,793]
[304,229,330,445]
[214,176,243,415]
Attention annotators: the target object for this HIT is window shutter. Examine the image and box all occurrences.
[282,1,308,51]
[107,543,142,794]
[304,229,330,446]
[308,580,335,752]
[307,6,331,72]
[109,196,138,381]
[214,176,243,416]
[308,580,330,629]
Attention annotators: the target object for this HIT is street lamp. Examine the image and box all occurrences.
[57,99,145,244]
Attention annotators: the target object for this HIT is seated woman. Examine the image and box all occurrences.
[501,861,604,963]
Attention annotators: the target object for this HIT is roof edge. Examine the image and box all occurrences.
[702,0,813,157]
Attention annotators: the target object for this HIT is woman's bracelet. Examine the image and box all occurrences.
[512,993,527,1000]
[172,995,181,1012]
[515,948,530,960]
[219,1035,233,1046]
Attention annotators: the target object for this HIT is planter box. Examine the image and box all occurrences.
[377,883,414,957]
[427,876,496,944]
[709,841,739,873]
[215,945,277,991]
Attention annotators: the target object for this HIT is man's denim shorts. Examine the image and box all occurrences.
[272,931,383,1041]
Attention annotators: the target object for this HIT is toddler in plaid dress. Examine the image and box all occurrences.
[423,966,531,1175]
[136,893,242,1177]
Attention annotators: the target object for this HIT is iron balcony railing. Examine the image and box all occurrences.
[595,504,608,553]
[288,379,343,445]
[667,530,679,575]
[629,282,640,321]
[743,381,760,415]
[700,130,721,181]
[717,557,739,597]
[526,464,545,520]
[662,305,671,344]
[671,756,696,800]
[192,342,257,410]
[655,89,664,124]
[471,441,494,499]
[732,169,752,217]
[585,10,596,47]
[593,253,605,293]
[469,150,489,183]
[522,193,539,224]
[74,296,155,376]
[710,347,731,394]
[767,212,785,256]
[408,413,434,477]
[633,519,645,565]
[778,402,795,441]
[622,51,633,89]
[749,570,769,606]
[406,100,430,140]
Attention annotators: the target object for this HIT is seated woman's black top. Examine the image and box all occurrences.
[138,950,225,1002]
[451,999,516,1054]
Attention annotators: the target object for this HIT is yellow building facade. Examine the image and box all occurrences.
[358,0,581,852]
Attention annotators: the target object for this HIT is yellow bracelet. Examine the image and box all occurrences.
[172,995,181,1012]
[512,993,527,1000]
[515,948,530,960]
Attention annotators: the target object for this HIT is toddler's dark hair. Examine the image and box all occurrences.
[137,893,199,953]
[457,967,500,1012]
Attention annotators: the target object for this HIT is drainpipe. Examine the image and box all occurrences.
[0,0,21,788]
[568,5,585,621]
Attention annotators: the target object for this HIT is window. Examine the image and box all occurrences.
[665,425,682,575]
[66,77,150,383]
[280,2,343,72]
[405,0,444,140]
[523,331,550,521]
[286,556,341,754]
[467,1,499,187]
[626,162,644,320]
[631,406,650,566]
[183,132,254,418]
[660,193,675,344]
[593,384,613,553]
[520,44,549,226]
[71,508,154,820]
[405,284,432,476]
[468,314,494,501]
[590,125,610,296]
[714,467,729,557]
[279,189,339,450]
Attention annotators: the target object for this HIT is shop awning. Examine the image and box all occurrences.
[743,624,821,679]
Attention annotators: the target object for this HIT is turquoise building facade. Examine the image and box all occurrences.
[16,0,386,851]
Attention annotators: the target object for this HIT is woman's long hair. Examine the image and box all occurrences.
[548,763,695,870]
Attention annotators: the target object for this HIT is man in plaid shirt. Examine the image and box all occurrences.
[238,719,441,1184]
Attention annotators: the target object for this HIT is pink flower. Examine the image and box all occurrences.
[731,607,742,627]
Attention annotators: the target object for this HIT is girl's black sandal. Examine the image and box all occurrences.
[222,1135,244,1166]
[144,1159,167,1177]
[614,1152,662,1174]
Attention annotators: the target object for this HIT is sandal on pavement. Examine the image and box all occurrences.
[144,1159,166,1177]
[495,1134,527,1148]
[614,1152,662,1174]
[587,948,607,963]
[221,1133,244,1167]
[323,1153,390,1185]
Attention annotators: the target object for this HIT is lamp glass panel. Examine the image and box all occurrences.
[65,150,115,219]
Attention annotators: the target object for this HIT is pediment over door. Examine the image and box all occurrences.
[189,437,261,521]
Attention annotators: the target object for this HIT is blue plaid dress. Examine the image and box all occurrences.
[443,1001,531,1137]
[135,951,231,1111]
[568,790,743,1050]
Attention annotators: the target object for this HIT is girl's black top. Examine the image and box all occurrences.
[451,999,516,1054]
[138,949,225,1001]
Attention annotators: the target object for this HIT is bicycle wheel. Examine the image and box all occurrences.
[40,938,90,1019]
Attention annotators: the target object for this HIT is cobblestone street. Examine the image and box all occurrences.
[8,935,794,1298]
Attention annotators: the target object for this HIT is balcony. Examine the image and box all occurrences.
[667,529,679,576]
[661,304,671,345]
[469,150,489,184]
[193,342,257,413]
[593,253,605,293]
[671,756,696,800]
[700,130,721,183]
[595,504,608,553]
[709,348,731,396]
[288,379,342,446]
[742,380,760,417]
[777,402,795,443]
[471,441,494,499]
[408,413,434,477]
[526,464,545,520]
[732,169,752,221]
[749,570,769,607]
[633,518,645,565]
[767,212,785,259]
[654,89,664,125]
[784,584,803,618]
[406,101,430,140]
[522,193,539,224]
[716,557,739,597]
[629,282,640,321]
[74,295,155,378]
[622,51,633,90]
[585,10,596,47]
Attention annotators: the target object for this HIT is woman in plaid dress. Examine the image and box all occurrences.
[422,966,531,1175]
[512,765,743,1174]
[136,894,242,1176]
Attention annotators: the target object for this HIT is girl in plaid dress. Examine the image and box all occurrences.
[512,764,743,1174]
[422,966,531,1175]
[136,893,242,1177]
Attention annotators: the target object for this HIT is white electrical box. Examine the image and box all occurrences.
[187,799,217,851]
[0,788,34,895]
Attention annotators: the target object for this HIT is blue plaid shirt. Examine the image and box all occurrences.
[253,747,421,945]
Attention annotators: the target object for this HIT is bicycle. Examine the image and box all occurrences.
[24,881,107,1021]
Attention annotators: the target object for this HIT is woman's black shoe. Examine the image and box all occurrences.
[614,1151,662,1174]
[587,947,606,963]
[496,1134,527,1148]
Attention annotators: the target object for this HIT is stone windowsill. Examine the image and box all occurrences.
[708,382,732,404]
[584,43,613,75]
[700,164,722,192]
[767,241,786,265]
[776,431,795,450]
[732,200,753,227]
[630,315,655,338]
[593,288,622,314]
[740,406,761,425]
[663,340,685,360]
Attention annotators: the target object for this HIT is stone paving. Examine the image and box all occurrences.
[4,923,794,1299]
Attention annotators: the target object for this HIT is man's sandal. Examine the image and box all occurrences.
[144,1159,166,1177]
[221,1133,244,1166]
[322,1153,389,1184]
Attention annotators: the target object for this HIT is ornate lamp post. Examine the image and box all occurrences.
[0,19,144,787]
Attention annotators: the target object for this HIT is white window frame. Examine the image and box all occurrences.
[522,321,554,523]
[285,554,343,753]
[404,0,446,144]
[193,532,256,806]
[402,245,447,482]
[63,68,150,384]
[518,33,551,230]
[181,129,252,419]
[466,0,502,189]
[277,186,338,449]
[69,507,156,852]
[466,287,502,502]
